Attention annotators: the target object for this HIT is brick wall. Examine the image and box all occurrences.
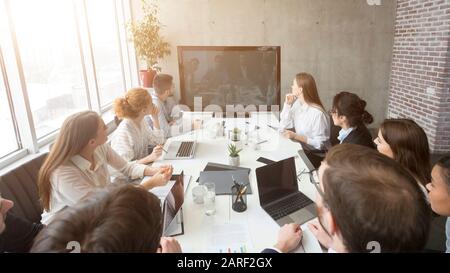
[388,0,450,153]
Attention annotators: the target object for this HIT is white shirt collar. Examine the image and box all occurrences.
[70,149,104,172]
[337,127,355,143]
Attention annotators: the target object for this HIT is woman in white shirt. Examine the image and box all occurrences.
[38,111,172,225]
[279,73,330,150]
[111,88,164,165]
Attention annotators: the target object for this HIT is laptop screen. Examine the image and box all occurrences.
[162,174,184,234]
[256,157,298,206]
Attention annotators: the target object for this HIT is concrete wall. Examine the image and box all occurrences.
[131,0,397,126]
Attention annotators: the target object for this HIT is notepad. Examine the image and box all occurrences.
[198,169,252,195]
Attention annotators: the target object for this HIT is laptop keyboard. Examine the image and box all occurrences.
[266,193,313,220]
[176,141,195,157]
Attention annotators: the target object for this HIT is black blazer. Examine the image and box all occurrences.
[341,125,376,149]
[0,213,44,253]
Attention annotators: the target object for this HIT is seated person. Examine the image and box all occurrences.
[330,91,375,149]
[111,88,164,165]
[426,155,450,252]
[264,144,430,253]
[152,73,201,138]
[374,119,430,193]
[30,184,181,253]
[279,73,330,150]
[0,194,44,252]
[38,111,173,225]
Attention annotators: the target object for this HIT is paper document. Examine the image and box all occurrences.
[207,223,254,253]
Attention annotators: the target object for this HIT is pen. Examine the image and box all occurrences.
[257,140,268,145]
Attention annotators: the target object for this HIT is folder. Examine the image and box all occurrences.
[199,169,252,195]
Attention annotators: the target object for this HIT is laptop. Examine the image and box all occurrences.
[162,172,185,236]
[255,157,316,226]
[164,141,197,160]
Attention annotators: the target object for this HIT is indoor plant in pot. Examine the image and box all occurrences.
[127,0,171,87]
[228,143,242,167]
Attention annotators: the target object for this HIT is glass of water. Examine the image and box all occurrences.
[204,182,216,216]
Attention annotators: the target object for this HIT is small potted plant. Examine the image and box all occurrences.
[127,0,171,87]
[228,143,242,167]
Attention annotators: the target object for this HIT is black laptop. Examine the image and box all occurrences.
[255,157,316,226]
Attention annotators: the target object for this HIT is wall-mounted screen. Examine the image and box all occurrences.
[178,46,280,111]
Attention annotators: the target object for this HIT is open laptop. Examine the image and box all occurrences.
[162,172,185,236]
[164,141,197,160]
[255,157,316,226]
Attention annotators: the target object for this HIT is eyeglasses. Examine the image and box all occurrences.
[297,168,325,198]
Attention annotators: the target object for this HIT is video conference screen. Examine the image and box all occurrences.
[178,46,280,111]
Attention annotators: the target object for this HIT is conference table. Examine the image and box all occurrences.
[153,112,323,253]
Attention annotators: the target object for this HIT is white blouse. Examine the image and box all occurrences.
[111,118,164,162]
[279,100,330,150]
[41,143,147,225]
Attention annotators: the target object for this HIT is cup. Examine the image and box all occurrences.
[192,185,206,204]
[204,182,216,216]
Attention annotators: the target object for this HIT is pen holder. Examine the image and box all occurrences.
[231,184,247,213]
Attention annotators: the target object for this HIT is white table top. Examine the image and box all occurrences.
[152,112,323,253]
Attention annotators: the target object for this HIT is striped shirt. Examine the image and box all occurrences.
[41,143,147,225]
[111,118,164,163]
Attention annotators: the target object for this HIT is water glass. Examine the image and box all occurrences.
[204,182,216,216]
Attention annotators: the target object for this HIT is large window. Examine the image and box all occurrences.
[0,0,137,165]
[0,68,19,158]
[9,0,89,138]
[86,0,125,109]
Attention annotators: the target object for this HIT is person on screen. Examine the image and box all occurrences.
[0,193,44,253]
[184,58,201,99]
[426,155,450,253]
[330,91,375,149]
[111,88,165,165]
[38,111,173,225]
[202,55,230,89]
[374,119,431,192]
[31,184,182,253]
[279,73,330,150]
[263,144,431,253]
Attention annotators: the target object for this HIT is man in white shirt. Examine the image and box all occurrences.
[152,74,201,138]
[263,144,430,253]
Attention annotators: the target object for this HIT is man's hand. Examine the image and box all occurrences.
[274,223,302,253]
[157,237,182,253]
[308,220,333,249]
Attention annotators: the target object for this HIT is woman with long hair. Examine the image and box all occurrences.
[279,73,330,150]
[330,91,375,148]
[374,118,431,190]
[38,111,172,225]
[111,88,164,165]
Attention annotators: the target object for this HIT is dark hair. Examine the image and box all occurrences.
[380,119,431,187]
[295,73,325,112]
[322,144,431,252]
[435,155,450,192]
[332,91,373,126]
[31,184,162,253]
[153,74,173,95]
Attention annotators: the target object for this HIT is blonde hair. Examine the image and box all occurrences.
[38,111,101,211]
[113,88,152,119]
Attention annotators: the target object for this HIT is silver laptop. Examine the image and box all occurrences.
[255,157,317,226]
[164,141,197,160]
[162,172,185,236]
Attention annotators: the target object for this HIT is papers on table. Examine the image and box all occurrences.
[207,223,254,253]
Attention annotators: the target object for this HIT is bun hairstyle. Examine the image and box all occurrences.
[332,91,373,127]
[113,88,152,119]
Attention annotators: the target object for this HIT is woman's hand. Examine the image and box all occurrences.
[140,165,173,189]
[283,130,296,140]
[147,145,163,162]
[285,94,297,105]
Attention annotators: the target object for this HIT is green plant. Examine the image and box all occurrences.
[228,144,242,158]
[127,0,171,71]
